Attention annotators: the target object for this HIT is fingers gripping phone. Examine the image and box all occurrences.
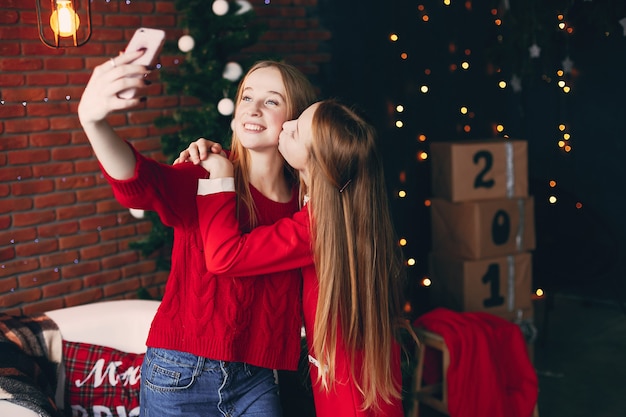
[118,28,166,99]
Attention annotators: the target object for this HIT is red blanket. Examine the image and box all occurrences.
[414,308,538,417]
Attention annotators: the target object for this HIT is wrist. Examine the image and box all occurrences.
[78,116,105,131]
[198,177,235,195]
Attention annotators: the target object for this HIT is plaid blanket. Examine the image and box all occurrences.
[0,312,66,417]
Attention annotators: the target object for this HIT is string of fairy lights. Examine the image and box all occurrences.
[1,0,257,286]
[386,1,626,301]
[4,0,625,299]
[0,0,253,111]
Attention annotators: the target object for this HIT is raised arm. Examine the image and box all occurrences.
[77,50,151,179]
[196,154,313,277]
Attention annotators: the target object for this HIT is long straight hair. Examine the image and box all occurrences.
[306,100,408,410]
[228,61,317,228]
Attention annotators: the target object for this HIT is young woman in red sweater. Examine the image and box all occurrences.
[189,99,413,416]
[78,50,316,416]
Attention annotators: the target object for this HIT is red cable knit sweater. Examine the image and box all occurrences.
[100,144,303,371]
[196,187,404,417]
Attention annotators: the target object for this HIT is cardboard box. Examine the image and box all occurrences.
[430,139,528,202]
[429,251,533,318]
[430,196,535,260]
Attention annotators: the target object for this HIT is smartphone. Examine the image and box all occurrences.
[118,28,166,99]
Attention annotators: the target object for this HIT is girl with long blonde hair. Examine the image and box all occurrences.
[192,99,411,416]
[79,53,317,416]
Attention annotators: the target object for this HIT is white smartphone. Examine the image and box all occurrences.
[118,27,166,99]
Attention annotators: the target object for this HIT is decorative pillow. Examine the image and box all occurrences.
[62,341,144,417]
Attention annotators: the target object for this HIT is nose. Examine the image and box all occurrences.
[247,100,262,116]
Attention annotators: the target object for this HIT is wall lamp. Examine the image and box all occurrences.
[36,0,92,48]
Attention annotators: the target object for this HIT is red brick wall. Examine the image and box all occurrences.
[0,0,330,315]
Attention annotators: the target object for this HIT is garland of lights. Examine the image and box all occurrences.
[385,0,626,304]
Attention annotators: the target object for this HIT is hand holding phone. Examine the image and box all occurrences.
[118,28,166,99]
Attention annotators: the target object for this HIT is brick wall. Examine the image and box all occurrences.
[0,0,331,315]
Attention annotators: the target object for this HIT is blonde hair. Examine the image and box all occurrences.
[306,99,408,410]
[228,61,317,229]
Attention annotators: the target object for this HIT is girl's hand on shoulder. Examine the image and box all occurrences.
[200,153,234,178]
[78,50,151,127]
[174,138,224,165]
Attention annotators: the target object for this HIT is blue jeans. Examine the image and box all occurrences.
[140,347,282,417]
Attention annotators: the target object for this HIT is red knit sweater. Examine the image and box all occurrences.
[197,188,404,417]
[100,144,303,371]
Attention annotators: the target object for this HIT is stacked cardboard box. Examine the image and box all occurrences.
[428,139,535,322]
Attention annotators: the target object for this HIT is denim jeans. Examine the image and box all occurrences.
[140,347,282,417]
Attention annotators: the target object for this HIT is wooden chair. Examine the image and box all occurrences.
[409,328,449,417]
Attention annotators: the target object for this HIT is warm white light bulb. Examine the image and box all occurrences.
[50,0,80,37]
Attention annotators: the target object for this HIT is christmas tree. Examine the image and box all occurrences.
[130,0,264,271]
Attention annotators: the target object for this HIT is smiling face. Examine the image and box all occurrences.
[278,102,319,185]
[232,66,290,152]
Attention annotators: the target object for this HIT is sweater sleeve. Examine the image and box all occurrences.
[100,142,208,228]
[196,190,313,277]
